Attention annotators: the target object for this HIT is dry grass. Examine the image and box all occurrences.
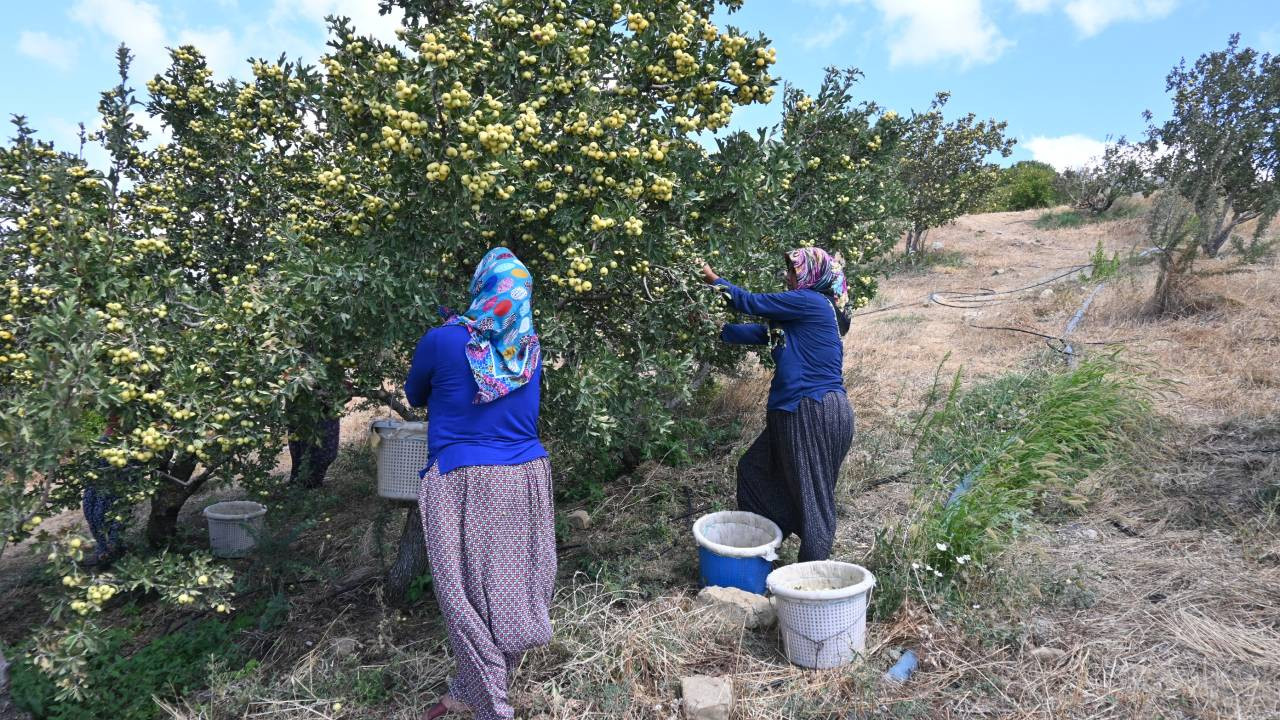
[161,576,893,720]
[1002,524,1280,719]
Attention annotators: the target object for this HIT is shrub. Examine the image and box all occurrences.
[1032,198,1140,230]
[11,616,248,720]
[984,160,1060,211]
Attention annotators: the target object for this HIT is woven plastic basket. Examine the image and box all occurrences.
[203,501,267,558]
[767,561,876,669]
[372,420,428,501]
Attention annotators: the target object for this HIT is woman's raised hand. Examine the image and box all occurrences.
[699,262,720,285]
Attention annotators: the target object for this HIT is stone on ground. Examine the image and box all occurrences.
[681,675,733,720]
[696,586,776,629]
[1030,646,1067,662]
[567,509,591,530]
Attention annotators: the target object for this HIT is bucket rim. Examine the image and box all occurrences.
[372,419,428,433]
[203,500,268,521]
[692,510,783,559]
[767,560,876,601]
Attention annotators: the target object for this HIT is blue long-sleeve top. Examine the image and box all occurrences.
[716,278,846,412]
[404,324,547,475]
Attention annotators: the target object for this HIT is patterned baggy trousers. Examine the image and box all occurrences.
[419,457,556,720]
[736,391,855,563]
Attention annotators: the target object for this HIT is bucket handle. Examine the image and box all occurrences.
[783,588,872,663]
[789,620,864,664]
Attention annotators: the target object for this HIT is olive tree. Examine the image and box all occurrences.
[1145,35,1279,312]
[898,92,1013,254]
[1055,138,1152,215]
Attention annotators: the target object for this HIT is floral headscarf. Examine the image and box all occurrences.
[440,247,541,404]
[786,247,849,308]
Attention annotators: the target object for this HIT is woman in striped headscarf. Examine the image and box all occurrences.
[701,247,856,562]
[405,247,554,720]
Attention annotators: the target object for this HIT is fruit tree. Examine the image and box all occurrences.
[898,92,1013,255]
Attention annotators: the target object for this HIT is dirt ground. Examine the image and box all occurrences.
[829,207,1280,719]
[3,205,1278,719]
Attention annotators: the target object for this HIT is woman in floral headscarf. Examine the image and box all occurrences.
[701,248,856,562]
[404,247,553,720]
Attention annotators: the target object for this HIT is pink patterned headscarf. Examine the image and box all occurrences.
[786,247,849,308]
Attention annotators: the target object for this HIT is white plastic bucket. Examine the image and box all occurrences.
[203,501,267,558]
[693,511,783,560]
[371,420,428,501]
[767,561,877,669]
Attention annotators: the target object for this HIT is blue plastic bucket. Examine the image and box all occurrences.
[693,511,783,595]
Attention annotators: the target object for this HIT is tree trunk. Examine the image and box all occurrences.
[904,228,929,255]
[146,456,202,548]
[1202,210,1257,258]
[385,505,430,604]
[1150,254,1185,317]
[0,645,13,720]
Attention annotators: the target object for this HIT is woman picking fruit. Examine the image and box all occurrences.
[701,248,856,562]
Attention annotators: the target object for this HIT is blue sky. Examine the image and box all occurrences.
[3,0,1278,169]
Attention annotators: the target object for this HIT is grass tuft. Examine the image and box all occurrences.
[868,353,1159,617]
[1034,200,1142,230]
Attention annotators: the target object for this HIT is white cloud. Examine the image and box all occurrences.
[1013,0,1053,12]
[270,0,405,47]
[68,0,262,83]
[869,0,1011,69]
[69,0,170,78]
[803,14,851,50]
[1062,0,1177,37]
[176,28,243,79]
[1023,134,1106,170]
[17,31,79,70]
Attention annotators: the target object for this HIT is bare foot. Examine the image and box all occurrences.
[442,694,472,714]
[422,694,472,719]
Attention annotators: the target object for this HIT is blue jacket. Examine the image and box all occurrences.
[404,324,547,474]
[716,278,846,412]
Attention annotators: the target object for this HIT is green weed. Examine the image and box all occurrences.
[1088,239,1124,280]
[11,616,249,720]
[869,354,1157,617]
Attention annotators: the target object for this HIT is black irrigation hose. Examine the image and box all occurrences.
[964,321,1135,351]
[852,261,1133,352]
[850,301,917,318]
[852,264,1093,317]
[928,264,1094,309]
